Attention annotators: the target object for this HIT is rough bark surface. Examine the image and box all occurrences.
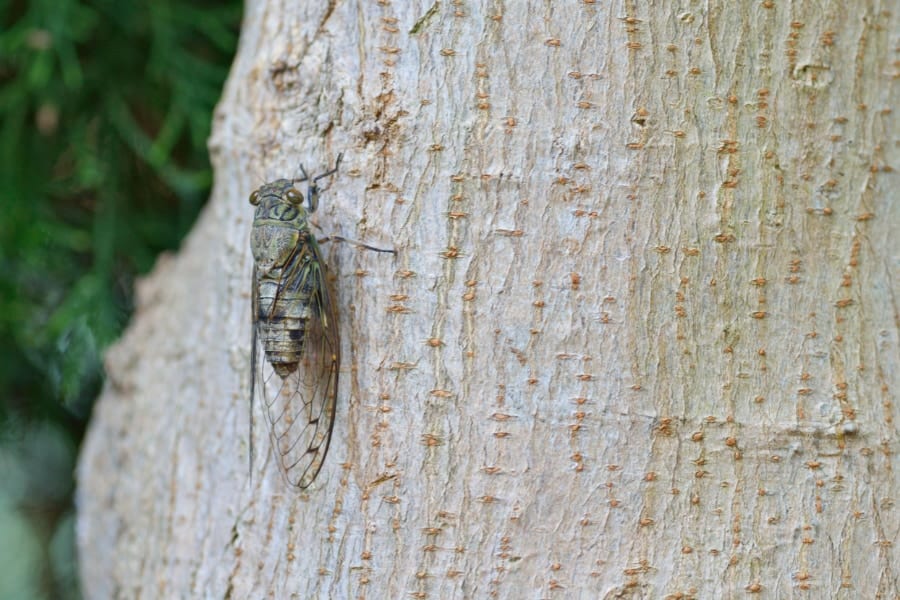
[77,1,899,598]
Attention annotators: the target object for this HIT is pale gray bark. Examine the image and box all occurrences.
[77,1,899,598]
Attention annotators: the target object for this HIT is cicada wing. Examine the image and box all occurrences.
[291,263,339,487]
[255,244,339,489]
[249,266,260,484]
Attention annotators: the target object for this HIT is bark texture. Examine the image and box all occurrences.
[77,1,899,598]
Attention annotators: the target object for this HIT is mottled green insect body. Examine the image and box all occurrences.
[250,179,319,377]
[248,155,393,489]
[249,167,341,489]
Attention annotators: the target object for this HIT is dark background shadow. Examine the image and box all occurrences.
[0,1,242,596]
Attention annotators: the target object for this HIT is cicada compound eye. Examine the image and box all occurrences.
[249,190,261,206]
[285,188,304,205]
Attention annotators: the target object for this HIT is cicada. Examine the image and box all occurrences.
[248,154,391,488]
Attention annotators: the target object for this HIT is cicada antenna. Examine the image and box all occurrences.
[296,153,343,213]
[312,152,343,185]
[292,165,309,184]
[318,235,395,254]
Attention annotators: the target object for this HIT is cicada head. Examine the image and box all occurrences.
[249,179,311,273]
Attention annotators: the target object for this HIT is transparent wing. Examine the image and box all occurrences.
[252,243,339,489]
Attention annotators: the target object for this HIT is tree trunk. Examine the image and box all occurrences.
[77,1,899,598]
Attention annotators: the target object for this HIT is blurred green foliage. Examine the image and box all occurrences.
[0,0,242,596]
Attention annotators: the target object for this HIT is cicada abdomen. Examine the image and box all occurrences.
[248,154,392,489]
